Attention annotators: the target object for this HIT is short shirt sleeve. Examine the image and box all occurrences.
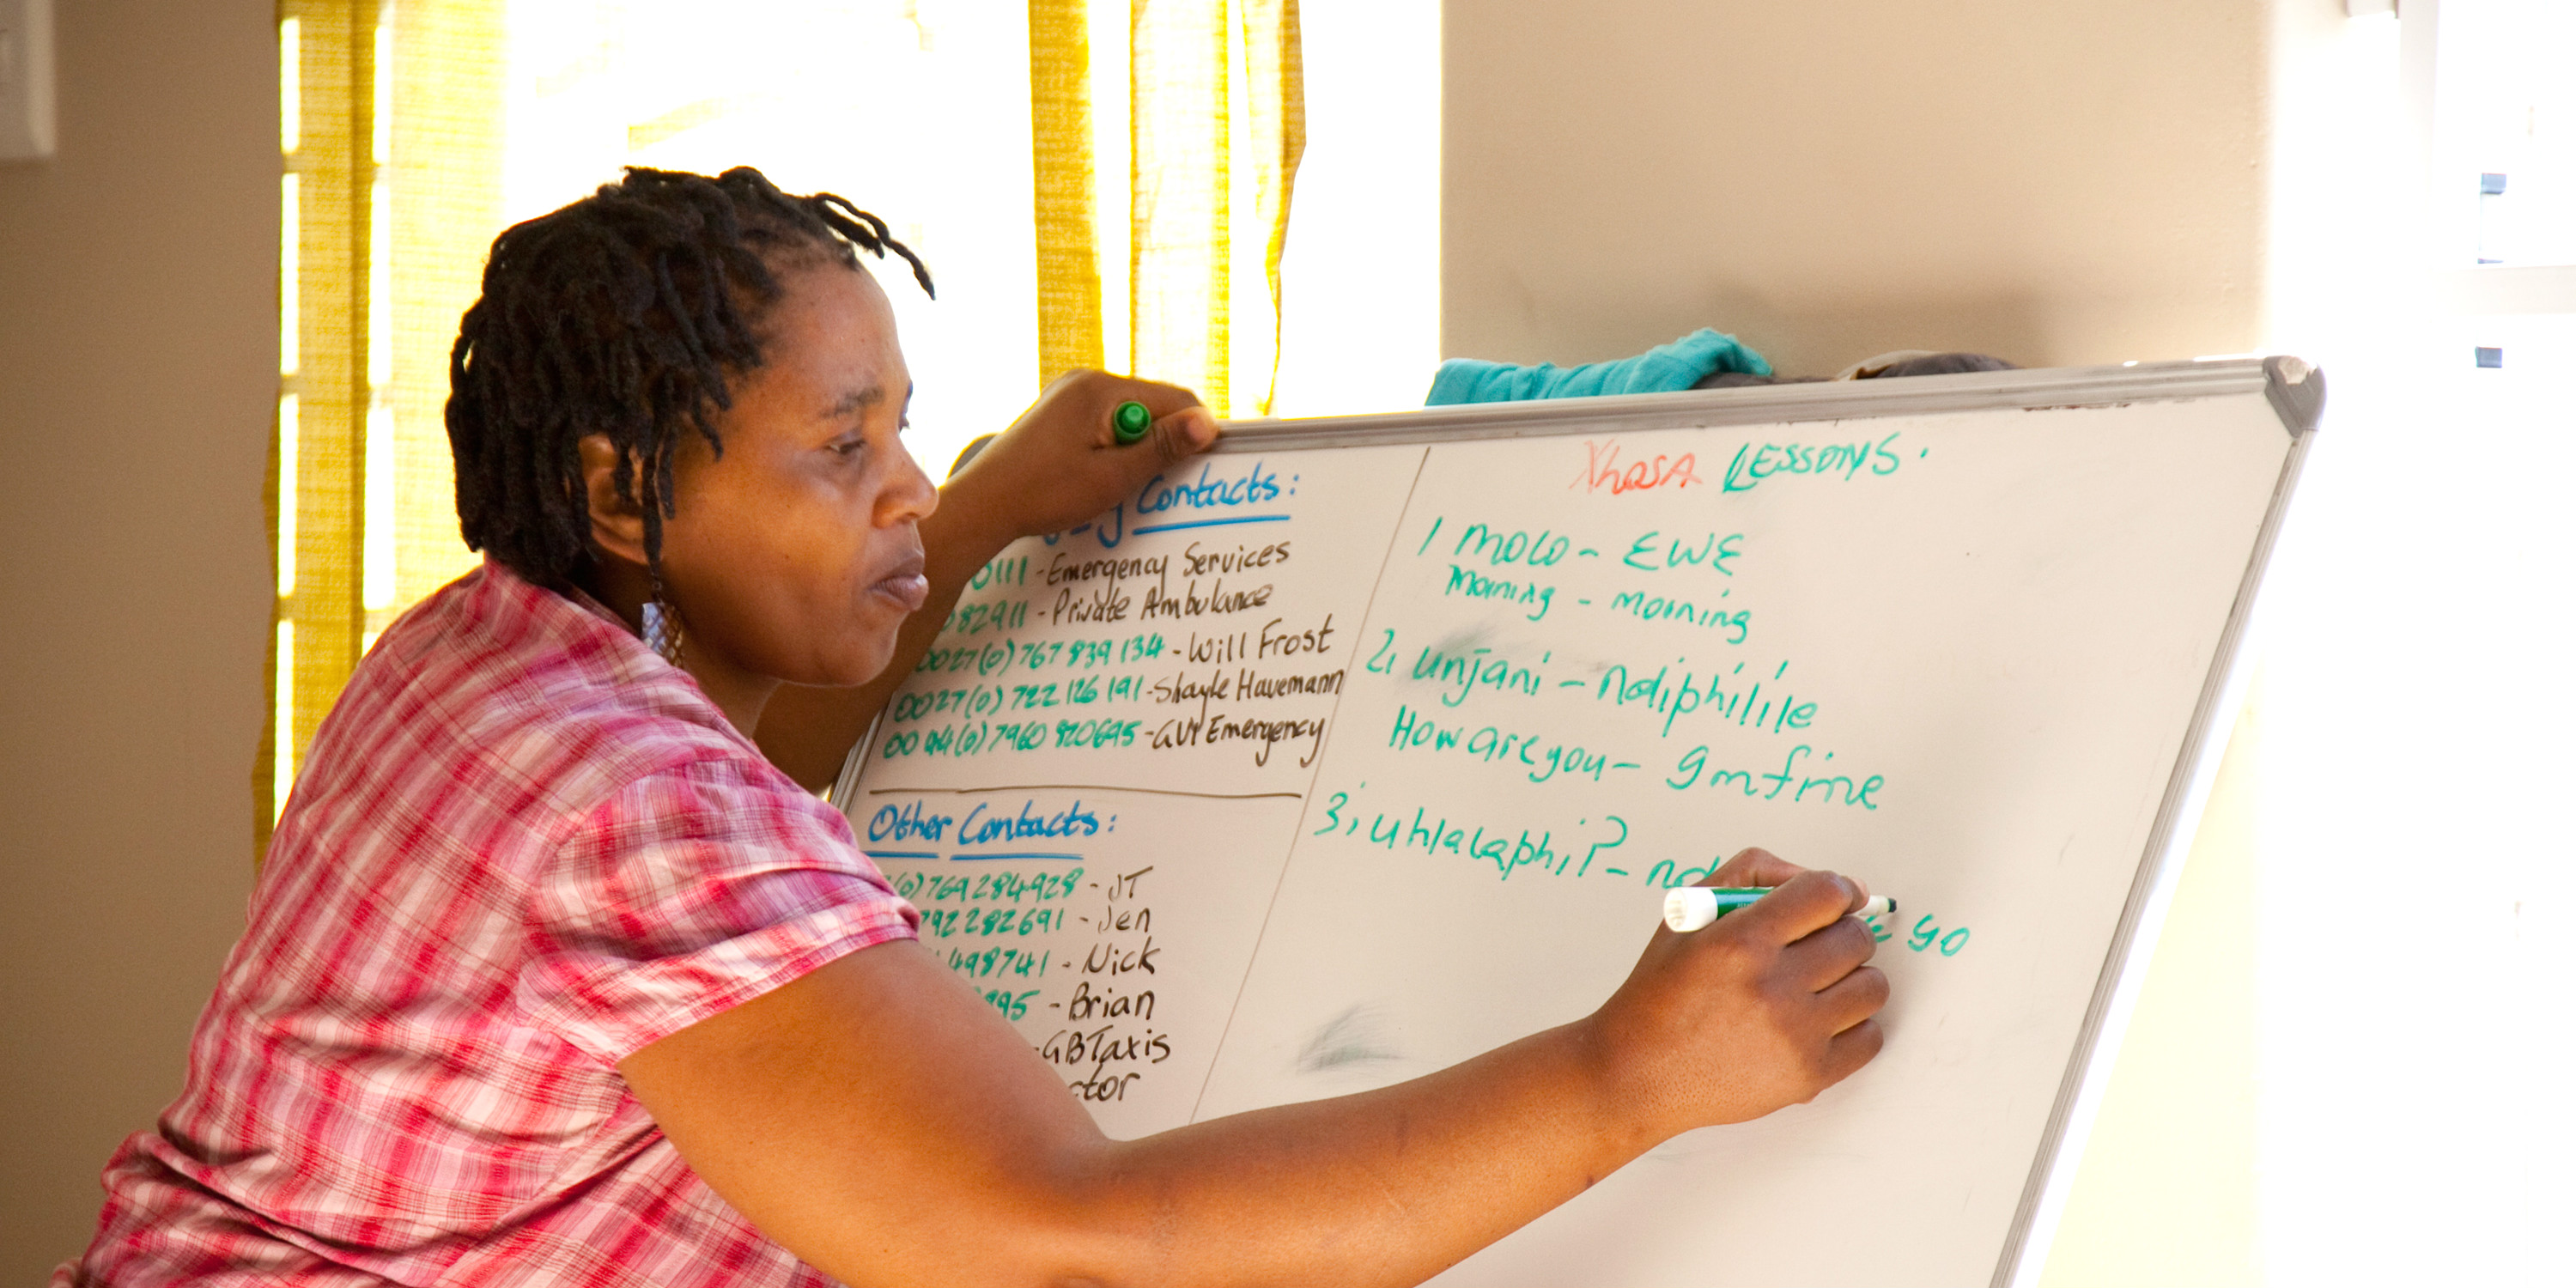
[515,756,920,1063]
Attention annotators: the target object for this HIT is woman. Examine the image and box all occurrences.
[62,167,1885,1287]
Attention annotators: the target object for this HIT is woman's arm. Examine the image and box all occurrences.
[619,851,1886,1288]
[756,370,1218,788]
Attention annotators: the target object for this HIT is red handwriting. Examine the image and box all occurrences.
[1571,440,1703,495]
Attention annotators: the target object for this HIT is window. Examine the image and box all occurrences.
[267,1,1431,848]
[2257,2,2574,1280]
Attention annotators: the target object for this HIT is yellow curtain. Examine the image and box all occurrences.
[1030,0,1304,416]
[266,0,495,859]
[268,1,369,859]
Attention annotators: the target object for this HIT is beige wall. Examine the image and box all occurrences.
[1443,0,2269,375]
[0,0,272,1276]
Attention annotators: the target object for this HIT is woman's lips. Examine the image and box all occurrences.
[872,556,931,611]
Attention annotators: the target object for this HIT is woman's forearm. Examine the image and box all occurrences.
[1059,1018,1646,1288]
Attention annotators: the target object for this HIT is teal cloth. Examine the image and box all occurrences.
[1424,328,1772,405]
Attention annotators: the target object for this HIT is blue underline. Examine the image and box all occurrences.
[1131,514,1292,534]
[951,852,1085,862]
[863,850,940,862]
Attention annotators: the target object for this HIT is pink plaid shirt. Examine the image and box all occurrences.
[61,561,918,1287]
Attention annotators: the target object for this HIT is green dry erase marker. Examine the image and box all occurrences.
[1663,886,1897,933]
[1112,399,1152,443]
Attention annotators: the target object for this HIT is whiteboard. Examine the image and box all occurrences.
[835,357,2319,1287]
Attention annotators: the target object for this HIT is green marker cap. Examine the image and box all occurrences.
[1113,399,1152,443]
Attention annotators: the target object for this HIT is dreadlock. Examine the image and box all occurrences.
[446,165,933,590]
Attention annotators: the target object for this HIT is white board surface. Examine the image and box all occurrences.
[838,359,2315,1287]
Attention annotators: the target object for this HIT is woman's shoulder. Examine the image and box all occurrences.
[290,561,787,853]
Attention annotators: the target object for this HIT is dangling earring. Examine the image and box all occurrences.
[643,569,686,666]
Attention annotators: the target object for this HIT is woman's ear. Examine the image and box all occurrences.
[577,434,652,569]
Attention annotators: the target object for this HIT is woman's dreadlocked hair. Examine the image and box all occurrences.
[447,165,933,590]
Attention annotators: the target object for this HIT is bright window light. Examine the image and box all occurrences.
[2257,3,2576,1282]
[1268,0,1441,418]
[500,0,1040,478]
[495,0,1439,469]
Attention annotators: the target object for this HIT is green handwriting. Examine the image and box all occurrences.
[1311,787,1632,882]
[1385,702,1640,784]
[1665,743,1885,810]
[1721,431,1905,493]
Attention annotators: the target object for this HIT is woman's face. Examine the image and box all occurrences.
[650,260,939,693]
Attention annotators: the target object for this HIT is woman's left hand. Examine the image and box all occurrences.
[943,368,1219,541]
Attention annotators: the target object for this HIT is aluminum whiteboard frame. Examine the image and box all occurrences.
[1210,355,2322,451]
[846,356,2323,1285]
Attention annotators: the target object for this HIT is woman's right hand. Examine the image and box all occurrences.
[1584,848,1889,1139]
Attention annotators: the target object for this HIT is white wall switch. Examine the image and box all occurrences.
[0,0,57,161]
